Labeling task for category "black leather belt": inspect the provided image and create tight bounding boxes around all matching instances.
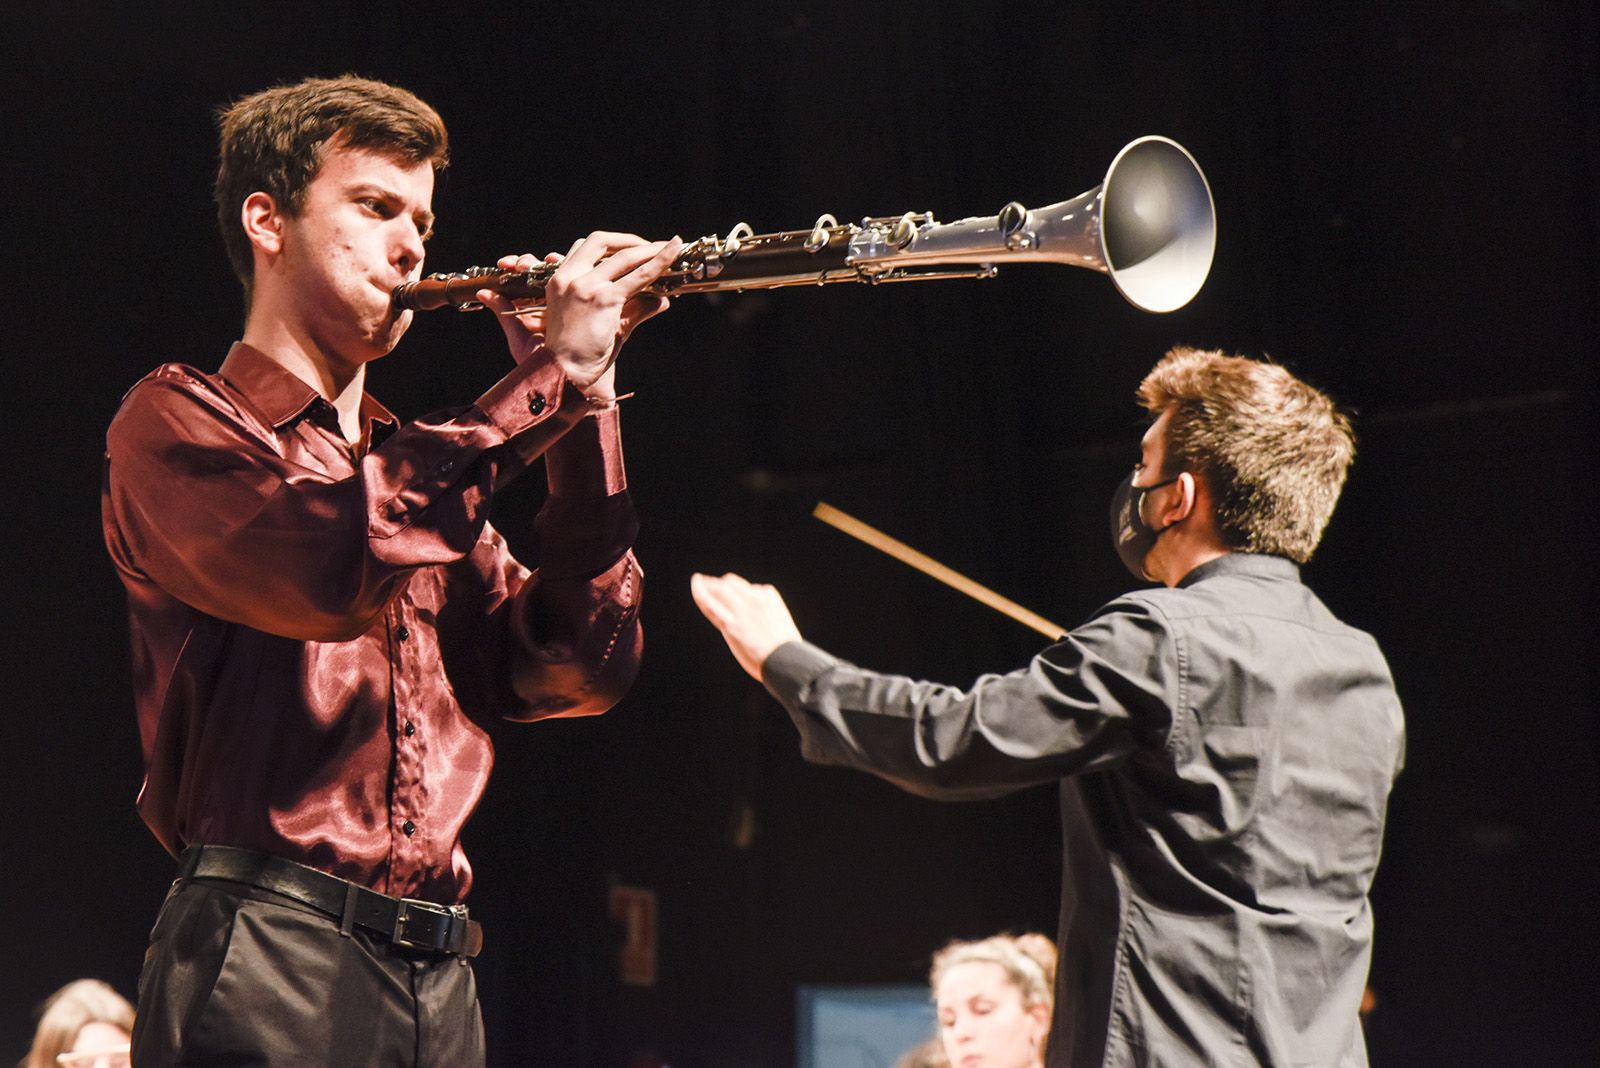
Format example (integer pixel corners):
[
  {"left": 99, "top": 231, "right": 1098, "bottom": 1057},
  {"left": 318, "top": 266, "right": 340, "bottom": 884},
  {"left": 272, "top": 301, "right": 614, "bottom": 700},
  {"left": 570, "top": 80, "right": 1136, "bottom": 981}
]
[{"left": 178, "top": 844, "right": 483, "bottom": 958}]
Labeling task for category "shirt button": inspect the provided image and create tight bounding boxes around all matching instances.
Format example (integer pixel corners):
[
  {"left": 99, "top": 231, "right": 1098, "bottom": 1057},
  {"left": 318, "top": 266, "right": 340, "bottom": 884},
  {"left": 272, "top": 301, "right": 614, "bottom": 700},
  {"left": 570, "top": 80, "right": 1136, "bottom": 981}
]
[
  {"left": 528, "top": 392, "right": 547, "bottom": 415},
  {"left": 436, "top": 459, "right": 454, "bottom": 475},
  {"left": 404, "top": 721, "right": 416, "bottom": 737},
  {"left": 403, "top": 820, "right": 416, "bottom": 836},
  {"left": 395, "top": 625, "right": 410, "bottom": 642}
]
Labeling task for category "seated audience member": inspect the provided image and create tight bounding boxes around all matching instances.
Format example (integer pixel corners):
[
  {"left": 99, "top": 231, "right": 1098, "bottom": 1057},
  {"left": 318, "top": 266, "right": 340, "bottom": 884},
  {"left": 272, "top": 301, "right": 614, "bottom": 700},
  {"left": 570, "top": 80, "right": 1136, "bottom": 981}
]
[
  {"left": 928, "top": 933, "right": 1057, "bottom": 1068},
  {"left": 21, "top": 980, "right": 133, "bottom": 1068}
]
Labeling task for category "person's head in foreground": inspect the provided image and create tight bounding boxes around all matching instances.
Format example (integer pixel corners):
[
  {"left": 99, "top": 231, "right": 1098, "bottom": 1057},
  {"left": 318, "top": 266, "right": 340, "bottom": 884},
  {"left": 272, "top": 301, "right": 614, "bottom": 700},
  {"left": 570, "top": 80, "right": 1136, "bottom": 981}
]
[
  {"left": 931, "top": 933, "right": 1058, "bottom": 1068},
  {"left": 22, "top": 979, "right": 134, "bottom": 1068}
]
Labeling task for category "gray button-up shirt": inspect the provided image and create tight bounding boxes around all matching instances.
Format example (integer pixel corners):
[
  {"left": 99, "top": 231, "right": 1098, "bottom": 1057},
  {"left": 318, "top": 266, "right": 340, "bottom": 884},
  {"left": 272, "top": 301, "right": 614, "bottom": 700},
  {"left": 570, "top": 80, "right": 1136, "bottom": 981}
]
[{"left": 762, "top": 553, "right": 1404, "bottom": 1067}]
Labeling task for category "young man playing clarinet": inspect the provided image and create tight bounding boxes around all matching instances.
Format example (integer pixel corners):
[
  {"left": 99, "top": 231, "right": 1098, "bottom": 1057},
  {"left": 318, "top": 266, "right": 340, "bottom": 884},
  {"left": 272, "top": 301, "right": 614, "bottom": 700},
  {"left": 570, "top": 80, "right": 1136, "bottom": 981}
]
[{"left": 102, "top": 74, "right": 681, "bottom": 1066}]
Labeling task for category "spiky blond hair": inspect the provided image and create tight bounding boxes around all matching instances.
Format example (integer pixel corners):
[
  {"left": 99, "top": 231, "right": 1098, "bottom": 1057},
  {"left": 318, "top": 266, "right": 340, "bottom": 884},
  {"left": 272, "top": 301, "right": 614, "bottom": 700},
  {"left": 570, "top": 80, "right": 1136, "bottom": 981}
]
[{"left": 1138, "top": 347, "right": 1354, "bottom": 563}]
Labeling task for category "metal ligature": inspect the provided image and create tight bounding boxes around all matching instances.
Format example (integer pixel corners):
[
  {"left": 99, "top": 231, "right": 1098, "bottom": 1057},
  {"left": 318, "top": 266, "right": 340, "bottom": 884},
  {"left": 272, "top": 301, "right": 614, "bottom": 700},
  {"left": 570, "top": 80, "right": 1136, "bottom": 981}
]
[{"left": 393, "top": 136, "right": 1216, "bottom": 315}]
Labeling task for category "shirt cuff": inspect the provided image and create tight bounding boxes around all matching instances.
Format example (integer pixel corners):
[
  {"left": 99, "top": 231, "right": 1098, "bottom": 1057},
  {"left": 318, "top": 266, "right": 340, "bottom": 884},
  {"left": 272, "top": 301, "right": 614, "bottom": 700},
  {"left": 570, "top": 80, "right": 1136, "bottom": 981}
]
[
  {"left": 472, "top": 346, "right": 574, "bottom": 437},
  {"left": 761, "top": 640, "right": 840, "bottom": 708},
  {"left": 533, "top": 492, "right": 639, "bottom": 579},
  {"left": 546, "top": 406, "right": 627, "bottom": 497}
]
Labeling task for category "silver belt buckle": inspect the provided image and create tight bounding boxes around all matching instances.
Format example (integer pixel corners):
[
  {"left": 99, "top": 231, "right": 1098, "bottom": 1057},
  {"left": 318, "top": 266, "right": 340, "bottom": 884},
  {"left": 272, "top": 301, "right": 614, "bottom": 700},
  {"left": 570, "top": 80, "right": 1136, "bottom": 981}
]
[{"left": 393, "top": 897, "right": 465, "bottom": 952}]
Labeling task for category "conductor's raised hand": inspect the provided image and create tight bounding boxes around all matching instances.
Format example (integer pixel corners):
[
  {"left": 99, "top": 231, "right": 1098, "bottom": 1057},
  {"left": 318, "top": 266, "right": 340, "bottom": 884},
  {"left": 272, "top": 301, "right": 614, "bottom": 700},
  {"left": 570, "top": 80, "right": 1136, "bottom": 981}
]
[{"left": 690, "top": 572, "right": 804, "bottom": 682}]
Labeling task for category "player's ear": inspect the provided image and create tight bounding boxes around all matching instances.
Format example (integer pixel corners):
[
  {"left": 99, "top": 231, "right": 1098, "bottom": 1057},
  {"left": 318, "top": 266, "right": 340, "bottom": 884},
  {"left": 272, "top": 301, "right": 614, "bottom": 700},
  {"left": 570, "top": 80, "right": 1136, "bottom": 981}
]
[{"left": 241, "top": 191, "right": 285, "bottom": 256}]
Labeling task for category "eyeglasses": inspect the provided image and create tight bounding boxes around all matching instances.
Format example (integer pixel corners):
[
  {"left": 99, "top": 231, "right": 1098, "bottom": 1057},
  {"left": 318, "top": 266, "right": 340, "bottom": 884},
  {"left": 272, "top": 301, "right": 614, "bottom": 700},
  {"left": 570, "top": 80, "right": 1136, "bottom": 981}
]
[{"left": 55, "top": 1047, "right": 131, "bottom": 1068}]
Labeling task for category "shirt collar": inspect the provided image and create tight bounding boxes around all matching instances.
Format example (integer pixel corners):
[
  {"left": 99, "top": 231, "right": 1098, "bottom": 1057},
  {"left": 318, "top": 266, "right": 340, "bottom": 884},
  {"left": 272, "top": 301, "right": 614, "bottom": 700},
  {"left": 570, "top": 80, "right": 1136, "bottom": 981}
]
[
  {"left": 1177, "top": 552, "right": 1301, "bottom": 588},
  {"left": 218, "top": 342, "right": 397, "bottom": 433}
]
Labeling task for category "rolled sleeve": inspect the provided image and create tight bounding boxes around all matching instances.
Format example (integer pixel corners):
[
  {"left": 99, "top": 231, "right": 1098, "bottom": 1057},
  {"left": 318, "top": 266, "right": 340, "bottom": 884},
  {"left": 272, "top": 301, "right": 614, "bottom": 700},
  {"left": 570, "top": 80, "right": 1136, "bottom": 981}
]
[{"left": 533, "top": 405, "right": 636, "bottom": 577}]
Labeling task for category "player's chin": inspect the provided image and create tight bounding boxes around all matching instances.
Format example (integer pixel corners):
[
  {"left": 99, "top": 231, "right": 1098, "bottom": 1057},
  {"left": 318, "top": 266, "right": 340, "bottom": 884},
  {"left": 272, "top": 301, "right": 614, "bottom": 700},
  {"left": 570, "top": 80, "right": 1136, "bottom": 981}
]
[
  {"left": 378, "top": 308, "right": 413, "bottom": 349},
  {"left": 353, "top": 320, "right": 408, "bottom": 364}
]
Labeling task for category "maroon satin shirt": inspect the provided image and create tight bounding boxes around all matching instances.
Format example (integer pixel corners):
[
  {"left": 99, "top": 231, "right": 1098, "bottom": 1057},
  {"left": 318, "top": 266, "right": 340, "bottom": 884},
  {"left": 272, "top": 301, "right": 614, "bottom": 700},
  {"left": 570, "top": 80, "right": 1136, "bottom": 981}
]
[{"left": 102, "top": 342, "right": 643, "bottom": 903}]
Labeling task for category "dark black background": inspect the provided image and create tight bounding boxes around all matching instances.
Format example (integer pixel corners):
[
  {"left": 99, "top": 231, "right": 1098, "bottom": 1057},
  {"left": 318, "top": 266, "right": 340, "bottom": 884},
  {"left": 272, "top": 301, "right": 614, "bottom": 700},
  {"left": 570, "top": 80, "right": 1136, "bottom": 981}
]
[{"left": 4, "top": 2, "right": 1596, "bottom": 1065}]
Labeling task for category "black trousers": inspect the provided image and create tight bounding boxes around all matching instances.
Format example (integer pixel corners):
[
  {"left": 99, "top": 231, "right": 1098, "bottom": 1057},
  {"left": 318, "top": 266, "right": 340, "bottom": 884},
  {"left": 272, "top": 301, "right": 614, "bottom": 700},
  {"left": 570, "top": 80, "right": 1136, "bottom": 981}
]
[{"left": 131, "top": 878, "right": 485, "bottom": 1067}]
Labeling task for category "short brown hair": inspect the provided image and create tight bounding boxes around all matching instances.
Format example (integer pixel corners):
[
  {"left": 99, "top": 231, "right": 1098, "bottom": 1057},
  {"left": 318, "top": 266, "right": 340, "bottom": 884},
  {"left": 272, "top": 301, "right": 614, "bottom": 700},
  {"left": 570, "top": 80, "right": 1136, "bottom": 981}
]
[
  {"left": 214, "top": 75, "right": 449, "bottom": 299},
  {"left": 1138, "top": 347, "right": 1354, "bottom": 564}
]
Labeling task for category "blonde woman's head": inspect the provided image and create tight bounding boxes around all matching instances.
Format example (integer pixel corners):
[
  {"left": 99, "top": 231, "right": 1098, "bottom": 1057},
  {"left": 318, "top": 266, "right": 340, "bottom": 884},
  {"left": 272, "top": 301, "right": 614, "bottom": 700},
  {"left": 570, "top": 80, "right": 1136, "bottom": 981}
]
[
  {"left": 930, "top": 934, "right": 1056, "bottom": 1068},
  {"left": 22, "top": 980, "right": 134, "bottom": 1068}
]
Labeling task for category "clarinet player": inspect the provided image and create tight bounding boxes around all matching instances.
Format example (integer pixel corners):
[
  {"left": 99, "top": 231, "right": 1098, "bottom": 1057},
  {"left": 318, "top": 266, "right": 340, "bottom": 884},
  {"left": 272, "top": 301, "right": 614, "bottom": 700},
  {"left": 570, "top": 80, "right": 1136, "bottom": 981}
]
[{"left": 102, "top": 74, "right": 680, "bottom": 1066}]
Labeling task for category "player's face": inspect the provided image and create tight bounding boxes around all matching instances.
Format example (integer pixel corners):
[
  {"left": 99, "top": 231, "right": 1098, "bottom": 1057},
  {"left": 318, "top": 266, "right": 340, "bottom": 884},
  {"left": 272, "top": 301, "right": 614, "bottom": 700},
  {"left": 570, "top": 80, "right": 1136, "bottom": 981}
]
[
  {"left": 277, "top": 144, "right": 434, "bottom": 367},
  {"left": 937, "top": 961, "right": 1046, "bottom": 1068}
]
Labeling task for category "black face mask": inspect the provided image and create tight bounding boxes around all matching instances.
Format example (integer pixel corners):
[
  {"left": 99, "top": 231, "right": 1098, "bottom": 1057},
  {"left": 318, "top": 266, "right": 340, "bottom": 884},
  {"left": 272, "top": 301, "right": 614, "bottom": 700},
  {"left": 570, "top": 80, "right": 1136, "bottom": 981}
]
[{"left": 1109, "top": 471, "right": 1179, "bottom": 580}]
